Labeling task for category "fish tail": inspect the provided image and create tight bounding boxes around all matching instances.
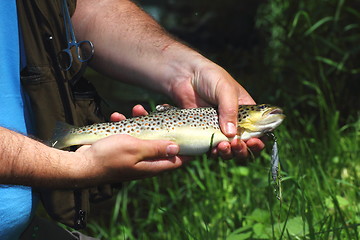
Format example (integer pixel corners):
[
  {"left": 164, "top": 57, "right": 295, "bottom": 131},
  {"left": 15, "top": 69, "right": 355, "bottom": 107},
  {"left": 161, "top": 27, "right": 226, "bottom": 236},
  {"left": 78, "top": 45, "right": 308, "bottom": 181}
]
[{"left": 48, "top": 122, "right": 75, "bottom": 149}]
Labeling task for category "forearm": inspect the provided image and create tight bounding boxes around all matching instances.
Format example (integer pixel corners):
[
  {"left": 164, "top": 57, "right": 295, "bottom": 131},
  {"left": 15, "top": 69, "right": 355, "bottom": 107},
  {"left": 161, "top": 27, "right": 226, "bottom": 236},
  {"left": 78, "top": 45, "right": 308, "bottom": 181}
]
[
  {"left": 72, "top": 0, "right": 204, "bottom": 95},
  {"left": 71, "top": 0, "right": 262, "bottom": 160},
  {"left": 0, "top": 127, "right": 88, "bottom": 188}
]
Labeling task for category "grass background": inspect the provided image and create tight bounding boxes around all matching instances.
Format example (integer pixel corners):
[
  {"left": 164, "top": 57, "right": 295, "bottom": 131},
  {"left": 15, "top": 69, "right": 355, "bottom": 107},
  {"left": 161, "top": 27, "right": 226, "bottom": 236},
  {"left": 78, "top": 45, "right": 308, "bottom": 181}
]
[{"left": 84, "top": 0, "right": 360, "bottom": 239}]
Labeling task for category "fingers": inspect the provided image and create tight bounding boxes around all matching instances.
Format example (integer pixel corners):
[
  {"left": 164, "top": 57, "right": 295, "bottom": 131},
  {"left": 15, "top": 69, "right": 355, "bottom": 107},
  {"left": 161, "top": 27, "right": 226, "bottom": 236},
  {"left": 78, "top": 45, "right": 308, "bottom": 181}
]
[
  {"left": 246, "top": 138, "right": 265, "bottom": 153},
  {"left": 132, "top": 104, "right": 148, "bottom": 116},
  {"left": 213, "top": 139, "right": 248, "bottom": 160},
  {"left": 212, "top": 138, "right": 265, "bottom": 161},
  {"left": 110, "top": 104, "right": 148, "bottom": 122},
  {"left": 137, "top": 156, "right": 188, "bottom": 175},
  {"left": 110, "top": 112, "right": 126, "bottom": 121}
]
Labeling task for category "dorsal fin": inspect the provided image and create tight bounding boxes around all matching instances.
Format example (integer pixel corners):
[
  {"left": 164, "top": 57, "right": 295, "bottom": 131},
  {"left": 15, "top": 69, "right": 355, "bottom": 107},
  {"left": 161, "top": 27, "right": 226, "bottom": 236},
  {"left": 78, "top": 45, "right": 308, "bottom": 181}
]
[{"left": 155, "top": 104, "right": 179, "bottom": 112}]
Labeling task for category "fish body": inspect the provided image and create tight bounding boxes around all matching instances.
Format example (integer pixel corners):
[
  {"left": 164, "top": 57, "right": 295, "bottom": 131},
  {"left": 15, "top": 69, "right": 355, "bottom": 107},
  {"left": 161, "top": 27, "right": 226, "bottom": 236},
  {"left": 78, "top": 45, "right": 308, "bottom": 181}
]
[{"left": 51, "top": 104, "right": 285, "bottom": 155}]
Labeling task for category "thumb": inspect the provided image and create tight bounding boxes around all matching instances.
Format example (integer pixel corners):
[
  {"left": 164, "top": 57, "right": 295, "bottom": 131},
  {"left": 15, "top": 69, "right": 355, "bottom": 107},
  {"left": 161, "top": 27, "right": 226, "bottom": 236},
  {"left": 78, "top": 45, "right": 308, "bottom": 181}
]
[
  {"left": 137, "top": 139, "right": 180, "bottom": 160},
  {"left": 216, "top": 85, "right": 239, "bottom": 138}
]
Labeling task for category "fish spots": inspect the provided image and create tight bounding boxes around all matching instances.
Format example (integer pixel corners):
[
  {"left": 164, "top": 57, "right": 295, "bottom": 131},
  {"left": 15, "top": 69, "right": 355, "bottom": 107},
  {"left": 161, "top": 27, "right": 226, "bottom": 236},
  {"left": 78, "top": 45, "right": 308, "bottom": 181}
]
[
  {"left": 70, "top": 105, "right": 271, "bottom": 137},
  {"left": 238, "top": 107, "right": 250, "bottom": 120}
]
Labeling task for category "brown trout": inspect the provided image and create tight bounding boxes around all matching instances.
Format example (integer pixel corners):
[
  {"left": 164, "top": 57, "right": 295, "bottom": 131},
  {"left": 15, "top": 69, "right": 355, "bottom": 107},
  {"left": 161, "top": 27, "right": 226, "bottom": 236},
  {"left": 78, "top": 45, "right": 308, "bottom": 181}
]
[{"left": 51, "top": 104, "right": 285, "bottom": 155}]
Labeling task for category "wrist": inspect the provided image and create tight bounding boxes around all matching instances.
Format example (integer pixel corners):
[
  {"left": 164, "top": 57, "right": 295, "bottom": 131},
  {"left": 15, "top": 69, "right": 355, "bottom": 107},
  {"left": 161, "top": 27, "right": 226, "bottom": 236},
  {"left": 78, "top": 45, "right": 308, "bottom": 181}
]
[
  {"left": 67, "top": 148, "right": 106, "bottom": 188},
  {"left": 158, "top": 42, "right": 205, "bottom": 94},
  {"left": 62, "top": 151, "right": 92, "bottom": 188}
]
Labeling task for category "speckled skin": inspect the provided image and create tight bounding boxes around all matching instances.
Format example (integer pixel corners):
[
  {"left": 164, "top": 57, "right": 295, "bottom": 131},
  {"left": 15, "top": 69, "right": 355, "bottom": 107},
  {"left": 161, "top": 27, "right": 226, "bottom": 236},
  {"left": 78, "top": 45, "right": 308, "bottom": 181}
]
[
  {"left": 52, "top": 104, "right": 285, "bottom": 155},
  {"left": 73, "top": 107, "right": 221, "bottom": 136}
]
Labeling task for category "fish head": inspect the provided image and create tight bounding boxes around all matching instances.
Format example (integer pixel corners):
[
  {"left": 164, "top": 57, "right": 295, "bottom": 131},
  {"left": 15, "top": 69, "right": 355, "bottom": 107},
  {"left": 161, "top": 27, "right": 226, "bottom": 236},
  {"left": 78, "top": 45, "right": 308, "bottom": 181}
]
[{"left": 238, "top": 104, "right": 285, "bottom": 138}]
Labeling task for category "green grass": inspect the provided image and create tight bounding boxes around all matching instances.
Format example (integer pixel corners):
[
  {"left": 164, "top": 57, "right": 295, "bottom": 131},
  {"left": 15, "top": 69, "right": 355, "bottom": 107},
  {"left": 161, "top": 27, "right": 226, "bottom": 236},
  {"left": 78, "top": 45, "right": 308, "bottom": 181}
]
[
  {"left": 82, "top": 0, "right": 360, "bottom": 239},
  {"left": 84, "top": 116, "right": 359, "bottom": 239}
]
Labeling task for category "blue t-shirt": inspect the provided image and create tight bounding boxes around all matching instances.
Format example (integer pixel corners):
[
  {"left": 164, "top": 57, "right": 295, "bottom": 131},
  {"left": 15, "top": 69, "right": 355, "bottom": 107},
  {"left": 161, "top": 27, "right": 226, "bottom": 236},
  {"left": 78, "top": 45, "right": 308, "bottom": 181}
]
[{"left": 0, "top": 1, "right": 38, "bottom": 239}]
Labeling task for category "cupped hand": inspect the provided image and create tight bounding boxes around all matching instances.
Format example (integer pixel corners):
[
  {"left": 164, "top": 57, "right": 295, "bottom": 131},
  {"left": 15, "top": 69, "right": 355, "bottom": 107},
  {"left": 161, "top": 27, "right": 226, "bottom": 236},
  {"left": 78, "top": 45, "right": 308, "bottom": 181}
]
[
  {"left": 77, "top": 135, "right": 186, "bottom": 182},
  {"left": 168, "top": 59, "right": 265, "bottom": 160},
  {"left": 76, "top": 106, "right": 190, "bottom": 183}
]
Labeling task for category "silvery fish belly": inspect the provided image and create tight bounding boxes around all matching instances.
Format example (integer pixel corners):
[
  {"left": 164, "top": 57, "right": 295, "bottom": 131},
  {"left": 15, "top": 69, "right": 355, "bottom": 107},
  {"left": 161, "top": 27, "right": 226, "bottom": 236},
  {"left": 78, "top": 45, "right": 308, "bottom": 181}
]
[{"left": 51, "top": 104, "right": 285, "bottom": 155}]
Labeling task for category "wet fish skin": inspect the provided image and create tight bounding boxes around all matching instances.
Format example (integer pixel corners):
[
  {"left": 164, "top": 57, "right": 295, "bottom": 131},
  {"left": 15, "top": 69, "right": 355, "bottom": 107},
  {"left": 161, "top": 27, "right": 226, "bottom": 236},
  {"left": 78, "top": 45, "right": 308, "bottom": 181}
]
[{"left": 51, "top": 104, "right": 285, "bottom": 155}]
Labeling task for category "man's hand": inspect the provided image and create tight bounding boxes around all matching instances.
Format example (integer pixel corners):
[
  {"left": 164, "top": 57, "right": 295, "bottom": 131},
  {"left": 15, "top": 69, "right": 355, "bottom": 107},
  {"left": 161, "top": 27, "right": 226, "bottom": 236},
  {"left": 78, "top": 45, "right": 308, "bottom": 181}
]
[
  {"left": 75, "top": 105, "right": 190, "bottom": 184},
  {"left": 76, "top": 135, "right": 186, "bottom": 183},
  {"left": 166, "top": 57, "right": 265, "bottom": 160}
]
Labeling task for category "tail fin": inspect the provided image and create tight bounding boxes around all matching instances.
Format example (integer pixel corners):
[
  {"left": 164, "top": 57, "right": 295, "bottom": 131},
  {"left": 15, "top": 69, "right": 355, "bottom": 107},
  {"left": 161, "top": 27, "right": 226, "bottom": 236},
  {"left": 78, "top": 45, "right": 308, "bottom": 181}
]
[{"left": 48, "top": 122, "right": 75, "bottom": 149}]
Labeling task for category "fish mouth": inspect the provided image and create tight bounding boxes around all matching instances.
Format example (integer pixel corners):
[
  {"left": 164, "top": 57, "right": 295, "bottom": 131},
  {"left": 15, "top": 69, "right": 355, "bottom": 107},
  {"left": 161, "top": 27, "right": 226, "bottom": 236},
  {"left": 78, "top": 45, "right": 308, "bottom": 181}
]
[
  {"left": 251, "top": 107, "right": 285, "bottom": 132},
  {"left": 263, "top": 107, "right": 285, "bottom": 119},
  {"left": 269, "top": 108, "right": 283, "bottom": 115}
]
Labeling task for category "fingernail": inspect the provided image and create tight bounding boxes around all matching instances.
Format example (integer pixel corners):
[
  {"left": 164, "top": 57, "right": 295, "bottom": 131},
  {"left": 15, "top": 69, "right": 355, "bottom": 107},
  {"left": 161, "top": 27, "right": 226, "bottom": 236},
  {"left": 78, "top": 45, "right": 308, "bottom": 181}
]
[
  {"left": 226, "top": 122, "right": 237, "bottom": 136},
  {"left": 166, "top": 144, "right": 179, "bottom": 156}
]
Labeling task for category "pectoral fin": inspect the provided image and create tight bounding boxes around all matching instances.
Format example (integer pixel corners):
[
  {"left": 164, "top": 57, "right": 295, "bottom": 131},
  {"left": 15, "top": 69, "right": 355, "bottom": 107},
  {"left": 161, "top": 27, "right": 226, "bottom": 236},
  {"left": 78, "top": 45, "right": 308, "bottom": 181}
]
[{"left": 237, "top": 127, "right": 245, "bottom": 136}]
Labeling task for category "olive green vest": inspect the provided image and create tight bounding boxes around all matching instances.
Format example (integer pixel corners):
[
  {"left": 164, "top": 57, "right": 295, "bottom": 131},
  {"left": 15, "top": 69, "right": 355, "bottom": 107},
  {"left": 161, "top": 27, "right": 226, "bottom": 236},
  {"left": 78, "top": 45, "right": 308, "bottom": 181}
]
[{"left": 17, "top": 0, "right": 114, "bottom": 229}]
